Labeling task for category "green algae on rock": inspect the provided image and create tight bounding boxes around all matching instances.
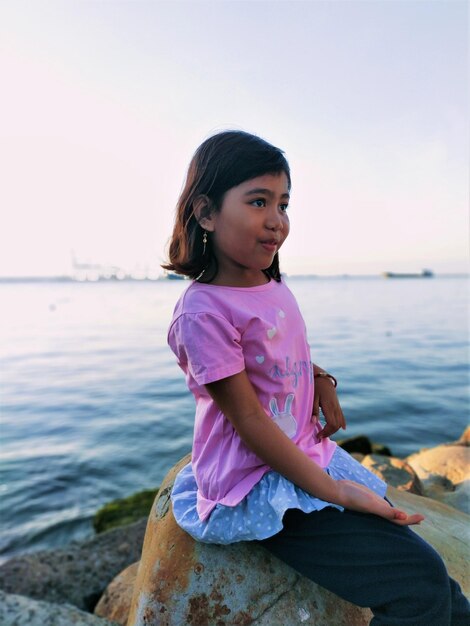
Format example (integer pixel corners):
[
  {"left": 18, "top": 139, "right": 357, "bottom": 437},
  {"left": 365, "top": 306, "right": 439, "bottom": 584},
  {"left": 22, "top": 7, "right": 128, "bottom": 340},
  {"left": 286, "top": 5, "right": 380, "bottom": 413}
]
[{"left": 93, "top": 489, "right": 159, "bottom": 534}]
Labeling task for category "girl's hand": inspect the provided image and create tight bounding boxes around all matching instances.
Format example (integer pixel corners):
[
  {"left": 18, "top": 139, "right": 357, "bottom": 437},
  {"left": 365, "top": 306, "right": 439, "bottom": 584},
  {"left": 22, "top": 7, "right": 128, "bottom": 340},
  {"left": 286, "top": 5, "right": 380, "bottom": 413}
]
[
  {"left": 337, "top": 480, "right": 425, "bottom": 526},
  {"left": 312, "top": 375, "right": 346, "bottom": 439}
]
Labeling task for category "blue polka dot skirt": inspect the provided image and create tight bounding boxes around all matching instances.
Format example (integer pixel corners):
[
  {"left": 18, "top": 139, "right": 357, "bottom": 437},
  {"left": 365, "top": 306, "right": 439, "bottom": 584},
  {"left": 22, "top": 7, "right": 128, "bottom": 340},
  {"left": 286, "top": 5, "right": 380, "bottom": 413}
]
[{"left": 170, "top": 446, "right": 387, "bottom": 545}]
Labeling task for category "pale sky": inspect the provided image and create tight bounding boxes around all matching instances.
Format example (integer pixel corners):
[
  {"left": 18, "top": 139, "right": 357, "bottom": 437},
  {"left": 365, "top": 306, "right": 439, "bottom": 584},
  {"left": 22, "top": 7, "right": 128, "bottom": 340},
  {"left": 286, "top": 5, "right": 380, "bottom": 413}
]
[{"left": 0, "top": 0, "right": 468, "bottom": 277}]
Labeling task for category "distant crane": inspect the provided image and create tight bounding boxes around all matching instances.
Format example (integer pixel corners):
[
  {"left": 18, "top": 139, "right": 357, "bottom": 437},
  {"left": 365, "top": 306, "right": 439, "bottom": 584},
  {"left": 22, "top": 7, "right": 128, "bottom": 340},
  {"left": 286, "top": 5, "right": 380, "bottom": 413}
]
[{"left": 71, "top": 251, "right": 126, "bottom": 281}]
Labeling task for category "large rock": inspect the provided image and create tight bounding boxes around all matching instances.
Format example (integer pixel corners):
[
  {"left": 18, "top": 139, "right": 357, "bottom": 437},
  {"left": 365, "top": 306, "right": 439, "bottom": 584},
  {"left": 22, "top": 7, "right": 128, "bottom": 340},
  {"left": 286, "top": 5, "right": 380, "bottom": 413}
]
[
  {"left": 388, "top": 487, "right": 470, "bottom": 592},
  {"left": 123, "top": 456, "right": 469, "bottom": 626},
  {"left": 406, "top": 438, "right": 470, "bottom": 514},
  {"left": 0, "top": 589, "right": 119, "bottom": 626},
  {"left": 0, "top": 518, "right": 147, "bottom": 612}
]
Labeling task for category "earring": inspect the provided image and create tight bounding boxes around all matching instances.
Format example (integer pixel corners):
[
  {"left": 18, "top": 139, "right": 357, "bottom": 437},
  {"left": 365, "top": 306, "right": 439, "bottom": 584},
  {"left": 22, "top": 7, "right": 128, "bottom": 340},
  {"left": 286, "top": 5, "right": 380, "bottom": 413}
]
[{"left": 202, "top": 230, "right": 208, "bottom": 255}]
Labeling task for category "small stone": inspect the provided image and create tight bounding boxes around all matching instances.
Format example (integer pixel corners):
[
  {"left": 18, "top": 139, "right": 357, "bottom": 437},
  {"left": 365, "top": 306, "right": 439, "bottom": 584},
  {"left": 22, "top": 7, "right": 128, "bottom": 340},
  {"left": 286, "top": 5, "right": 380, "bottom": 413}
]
[
  {"left": 95, "top": 562, "right": 139, "bottom": 626},
  {"left": 338, "top": 436, "right": 391, "bottom": 457},
  {"left": 459, "top": 426, "right": 470, "bottom": 444},
  {"left": 361, "top": 454, "right": 424, "bottom": 495},
  {"left": 406, "top": 442, "right": 470, "bottom": 514}
]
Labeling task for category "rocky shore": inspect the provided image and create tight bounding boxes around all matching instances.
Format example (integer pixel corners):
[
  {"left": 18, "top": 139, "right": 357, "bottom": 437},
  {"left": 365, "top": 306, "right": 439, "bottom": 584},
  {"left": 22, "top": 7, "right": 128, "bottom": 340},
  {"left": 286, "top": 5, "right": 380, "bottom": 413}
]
[{"left": 0, "top": 428, "right": 468, "bottom": 626}]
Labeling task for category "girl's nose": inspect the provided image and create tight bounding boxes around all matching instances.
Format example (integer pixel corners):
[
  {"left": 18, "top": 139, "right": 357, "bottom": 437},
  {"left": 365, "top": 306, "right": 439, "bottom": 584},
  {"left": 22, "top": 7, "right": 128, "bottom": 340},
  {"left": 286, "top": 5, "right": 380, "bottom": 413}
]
[{"left": 266, "top": 208, "right": 284, "bottom": 231}]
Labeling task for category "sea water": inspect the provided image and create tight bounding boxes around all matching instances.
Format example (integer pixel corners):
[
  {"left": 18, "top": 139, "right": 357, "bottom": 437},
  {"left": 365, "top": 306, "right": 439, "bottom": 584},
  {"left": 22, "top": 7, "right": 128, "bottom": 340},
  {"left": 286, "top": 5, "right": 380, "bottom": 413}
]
[{"left": 0, "top": 275, "right": 468, "bottom": 563}]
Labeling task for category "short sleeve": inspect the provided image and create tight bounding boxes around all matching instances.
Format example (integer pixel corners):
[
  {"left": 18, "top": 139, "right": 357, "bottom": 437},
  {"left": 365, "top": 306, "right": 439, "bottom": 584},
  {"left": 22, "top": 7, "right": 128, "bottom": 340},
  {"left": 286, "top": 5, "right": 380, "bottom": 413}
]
[{"left": 168, "top": 312, "right": 245, "bottom": 385}]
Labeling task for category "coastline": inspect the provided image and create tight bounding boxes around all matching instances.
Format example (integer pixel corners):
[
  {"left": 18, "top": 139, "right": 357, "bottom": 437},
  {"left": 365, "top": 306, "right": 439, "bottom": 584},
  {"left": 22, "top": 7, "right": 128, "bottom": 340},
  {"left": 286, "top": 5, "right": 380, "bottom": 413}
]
[{"left": 0, "top": 429, "right": 468, "bottom": 624}]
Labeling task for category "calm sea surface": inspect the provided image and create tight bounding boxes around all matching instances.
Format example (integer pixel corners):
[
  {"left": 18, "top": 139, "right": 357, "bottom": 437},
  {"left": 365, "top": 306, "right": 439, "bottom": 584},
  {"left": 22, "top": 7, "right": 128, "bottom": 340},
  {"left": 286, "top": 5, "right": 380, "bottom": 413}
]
[{"left": 0, "top": 276, "right": 468, "bottom": 563}]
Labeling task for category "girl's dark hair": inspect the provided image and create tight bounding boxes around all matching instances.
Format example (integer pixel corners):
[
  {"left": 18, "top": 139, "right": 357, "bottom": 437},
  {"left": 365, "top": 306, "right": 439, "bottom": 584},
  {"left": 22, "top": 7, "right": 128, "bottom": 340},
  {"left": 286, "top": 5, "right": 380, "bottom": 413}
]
[{"left": 162, "top": 130, "right": 291, "bottom": 282}]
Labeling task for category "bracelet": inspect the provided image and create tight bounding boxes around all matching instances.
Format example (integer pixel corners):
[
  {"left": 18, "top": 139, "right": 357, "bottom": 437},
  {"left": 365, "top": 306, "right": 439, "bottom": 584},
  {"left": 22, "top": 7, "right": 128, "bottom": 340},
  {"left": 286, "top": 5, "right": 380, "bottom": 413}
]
[{"left": 314, "top": 371, "right": 338, "bottom": 388}]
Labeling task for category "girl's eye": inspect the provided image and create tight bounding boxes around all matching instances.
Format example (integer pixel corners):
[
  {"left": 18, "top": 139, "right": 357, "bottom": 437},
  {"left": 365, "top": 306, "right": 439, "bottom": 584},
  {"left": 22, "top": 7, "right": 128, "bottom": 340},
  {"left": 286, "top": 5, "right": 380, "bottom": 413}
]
[
  {"left": 251, "top": 199, "right": 266, "bottom": 208},
  {"left": 280, "top": 203, "right": 289, "bottom": 212}
]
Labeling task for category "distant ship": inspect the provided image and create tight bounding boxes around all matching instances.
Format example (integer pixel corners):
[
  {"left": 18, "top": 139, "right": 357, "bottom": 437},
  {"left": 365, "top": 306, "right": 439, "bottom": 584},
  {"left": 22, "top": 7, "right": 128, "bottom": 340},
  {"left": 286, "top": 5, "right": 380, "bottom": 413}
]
[{"left": 382, "top": 269, "right": 434, "bottom": 279}]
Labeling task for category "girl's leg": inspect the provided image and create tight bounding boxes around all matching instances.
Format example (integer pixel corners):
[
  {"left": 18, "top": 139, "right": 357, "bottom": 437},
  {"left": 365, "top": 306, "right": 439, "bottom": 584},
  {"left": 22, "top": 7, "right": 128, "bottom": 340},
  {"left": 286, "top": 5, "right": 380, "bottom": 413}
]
[
  {"left": 258, "top": 507, "right": 470, "bottom": 626},
  {"left": 448, "top": 577, "right": 470, "bottom": 626}
]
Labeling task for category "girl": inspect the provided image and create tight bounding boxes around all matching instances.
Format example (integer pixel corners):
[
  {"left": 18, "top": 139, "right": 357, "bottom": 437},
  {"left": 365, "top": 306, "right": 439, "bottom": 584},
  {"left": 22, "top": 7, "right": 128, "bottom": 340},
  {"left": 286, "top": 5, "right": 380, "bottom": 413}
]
[{"left": 163, "top": 130, "right": 469, "bottom": 625}]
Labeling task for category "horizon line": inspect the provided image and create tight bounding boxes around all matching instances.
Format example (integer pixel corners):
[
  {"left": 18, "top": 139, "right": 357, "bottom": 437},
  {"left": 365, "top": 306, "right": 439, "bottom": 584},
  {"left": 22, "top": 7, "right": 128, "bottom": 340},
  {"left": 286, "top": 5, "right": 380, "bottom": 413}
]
[{"left": 0, "top": 271, "right": 469, "bottom": 283}]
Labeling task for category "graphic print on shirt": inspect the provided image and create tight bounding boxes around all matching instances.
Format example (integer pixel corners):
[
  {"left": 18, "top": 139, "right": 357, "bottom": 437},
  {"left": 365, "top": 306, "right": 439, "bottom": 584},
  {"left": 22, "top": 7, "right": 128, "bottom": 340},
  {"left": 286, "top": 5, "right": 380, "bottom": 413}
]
[
  {"left": 267, "top": 327, "right": 277, "bottom": 339},
  {"left": 269, "top": 357, "right": 313, "bottom": 388},
  {"left": 269, "top": 394, "right": 297, "bottom": 438}
]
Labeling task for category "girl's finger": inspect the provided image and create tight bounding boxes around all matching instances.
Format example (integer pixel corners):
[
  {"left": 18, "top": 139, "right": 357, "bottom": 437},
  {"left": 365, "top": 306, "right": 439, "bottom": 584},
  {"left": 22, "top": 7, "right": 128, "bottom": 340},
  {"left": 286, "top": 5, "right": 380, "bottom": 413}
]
[
  {"left": 319, "top": 421, "right": 339, "bottom": 438},
  {"left": 391, "top": 510, "right": 425, "bottom": 526}
]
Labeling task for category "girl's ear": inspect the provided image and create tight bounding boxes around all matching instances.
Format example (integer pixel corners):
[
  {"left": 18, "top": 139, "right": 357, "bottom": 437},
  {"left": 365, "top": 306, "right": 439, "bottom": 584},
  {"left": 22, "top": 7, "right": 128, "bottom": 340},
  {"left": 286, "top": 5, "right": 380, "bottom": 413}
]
[{"left": 193, "top": 195, "right": 216, "bottom": 232}]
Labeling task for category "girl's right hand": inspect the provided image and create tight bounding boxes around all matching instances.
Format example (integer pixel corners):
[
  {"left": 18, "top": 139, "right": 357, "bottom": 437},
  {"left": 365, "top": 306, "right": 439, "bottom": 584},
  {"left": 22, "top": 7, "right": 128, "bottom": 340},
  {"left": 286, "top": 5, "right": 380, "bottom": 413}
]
[{"left": 337, "top": 480, "right": 425, "bottom": 526}]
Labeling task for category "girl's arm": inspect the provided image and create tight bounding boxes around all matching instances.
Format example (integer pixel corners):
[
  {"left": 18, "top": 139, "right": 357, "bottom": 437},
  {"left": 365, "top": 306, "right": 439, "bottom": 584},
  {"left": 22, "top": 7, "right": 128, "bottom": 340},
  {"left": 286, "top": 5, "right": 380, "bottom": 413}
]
[{"left": 205, "top": 371, "right": 424, "bottom": 526}]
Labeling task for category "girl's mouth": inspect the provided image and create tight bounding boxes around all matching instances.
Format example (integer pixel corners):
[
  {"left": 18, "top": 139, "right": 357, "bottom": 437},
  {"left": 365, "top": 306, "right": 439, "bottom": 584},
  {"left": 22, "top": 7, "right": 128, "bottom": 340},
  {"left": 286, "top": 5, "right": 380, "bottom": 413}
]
[{"left": 260, "top": 241, "right": 278, "bottom": 253}]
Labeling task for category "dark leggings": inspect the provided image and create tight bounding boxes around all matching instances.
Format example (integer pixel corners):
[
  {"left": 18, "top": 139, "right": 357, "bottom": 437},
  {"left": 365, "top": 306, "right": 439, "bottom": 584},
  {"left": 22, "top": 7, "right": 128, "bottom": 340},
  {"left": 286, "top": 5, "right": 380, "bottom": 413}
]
[{"left": 258, "top": 507, "right": 470, "bottom": 626}]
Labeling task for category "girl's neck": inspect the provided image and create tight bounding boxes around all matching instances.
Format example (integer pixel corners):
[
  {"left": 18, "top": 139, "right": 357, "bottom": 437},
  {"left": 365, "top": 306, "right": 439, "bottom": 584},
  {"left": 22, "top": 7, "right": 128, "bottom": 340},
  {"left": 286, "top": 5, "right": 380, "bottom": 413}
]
[{"left": 207, "top": 269, "right": 270, "bottom": 288}]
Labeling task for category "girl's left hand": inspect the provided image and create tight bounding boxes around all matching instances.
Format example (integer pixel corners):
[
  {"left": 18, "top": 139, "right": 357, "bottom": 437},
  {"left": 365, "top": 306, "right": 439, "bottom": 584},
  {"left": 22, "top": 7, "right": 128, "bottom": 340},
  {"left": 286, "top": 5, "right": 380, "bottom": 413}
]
[
  {"left": 337, "top": 480, "right": 425, "bottom": 525},
  {"left": 312, "top": 376, "right": 346, "bottom": 439}
]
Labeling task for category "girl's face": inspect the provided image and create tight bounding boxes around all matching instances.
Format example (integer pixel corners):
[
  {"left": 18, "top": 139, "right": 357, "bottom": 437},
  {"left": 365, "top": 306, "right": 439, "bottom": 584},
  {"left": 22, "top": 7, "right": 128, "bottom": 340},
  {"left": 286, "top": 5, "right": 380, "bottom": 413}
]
[{"left": 204, "top": 172, "right": 290, "bottom": 287}]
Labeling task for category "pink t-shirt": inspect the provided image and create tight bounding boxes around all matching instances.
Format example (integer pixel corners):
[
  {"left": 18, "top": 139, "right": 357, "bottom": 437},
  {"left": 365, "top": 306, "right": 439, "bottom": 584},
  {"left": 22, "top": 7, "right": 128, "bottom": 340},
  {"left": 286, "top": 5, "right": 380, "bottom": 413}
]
[{"left": 168, "top": 278, "right": 336, "bottom": 521}]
